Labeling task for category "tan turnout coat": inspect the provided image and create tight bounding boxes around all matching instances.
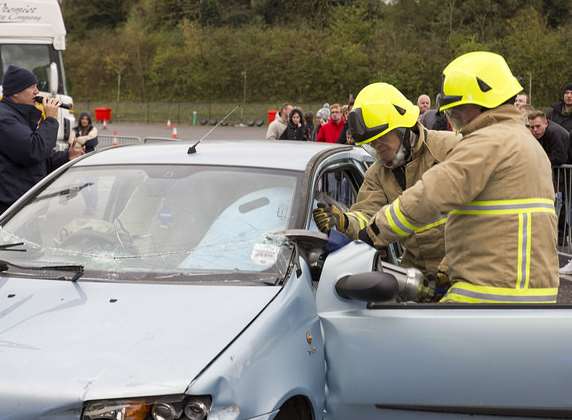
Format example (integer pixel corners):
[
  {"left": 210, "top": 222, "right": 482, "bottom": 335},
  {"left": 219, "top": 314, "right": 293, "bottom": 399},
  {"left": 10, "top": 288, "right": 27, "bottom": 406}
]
[
  {"left": 368, "top": 106, "right": 559, "bottom": 303},
  {"left": 345, "top": 123, "right": 459, "bottom": 274}
]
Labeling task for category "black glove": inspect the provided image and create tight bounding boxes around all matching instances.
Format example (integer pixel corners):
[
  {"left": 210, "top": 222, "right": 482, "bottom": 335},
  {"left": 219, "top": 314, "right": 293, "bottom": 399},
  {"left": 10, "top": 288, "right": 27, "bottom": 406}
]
[
  {"left": 312, "top": 202, "right": 348, "bottom": 233},
  {"left": 358, "top": 227, "right": 374, "bottom": 246}
]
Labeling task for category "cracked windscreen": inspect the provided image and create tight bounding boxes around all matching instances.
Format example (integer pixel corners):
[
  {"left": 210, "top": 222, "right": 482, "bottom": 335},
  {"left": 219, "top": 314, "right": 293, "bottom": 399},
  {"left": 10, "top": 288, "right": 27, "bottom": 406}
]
[{"left": 0, "top": 165, "right": 301, "bottom": 282}]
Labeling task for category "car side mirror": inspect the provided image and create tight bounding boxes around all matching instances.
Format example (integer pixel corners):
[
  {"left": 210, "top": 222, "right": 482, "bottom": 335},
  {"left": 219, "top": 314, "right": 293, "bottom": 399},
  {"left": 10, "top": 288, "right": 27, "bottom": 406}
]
[
  {"left": 49, "top": 62, "right": 59, "bottom": 96},
  {"left": 278, "top": 229, "right": 328, "bottom": 282},
  {"left": 335, "top": 271, "right": 398, "bottom": 302}
]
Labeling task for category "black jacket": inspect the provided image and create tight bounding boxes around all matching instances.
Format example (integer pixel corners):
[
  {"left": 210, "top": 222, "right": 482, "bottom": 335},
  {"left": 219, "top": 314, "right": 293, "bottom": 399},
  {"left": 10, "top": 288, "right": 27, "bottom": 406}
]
[
  {"left": 548, "top": 102, "right": 572, "bottom": 134},
  {"left": 538, "top": 120, "right": 569, "bottom": 166},
  {"left": 0, "top": 98, "right": 68, "bottom": 210},
  {"left": 279, "top": 123, "right": 307, "bottom": 141},
  {"left": 420, "top": 109, "right": 450, "bottom": 131},
  {"left": 338, "top": 121, "right": 349, "bottom": 144}
]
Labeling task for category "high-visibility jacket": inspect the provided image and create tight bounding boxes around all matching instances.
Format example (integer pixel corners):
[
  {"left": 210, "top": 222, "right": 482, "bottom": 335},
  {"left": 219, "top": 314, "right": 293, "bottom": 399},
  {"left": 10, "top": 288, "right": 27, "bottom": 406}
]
[
  {"left": 366, "top": 105, "right": 559, "bottom": 303},
  {"left": 344, "top": 124, "right": 459, "bottom": 274}
]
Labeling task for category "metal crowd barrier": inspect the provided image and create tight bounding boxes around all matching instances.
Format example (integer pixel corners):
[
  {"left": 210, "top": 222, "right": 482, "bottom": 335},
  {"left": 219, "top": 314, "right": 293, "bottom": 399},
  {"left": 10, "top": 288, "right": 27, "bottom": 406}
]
[
  {"left": 555, "top": 165, "right": 572, "bottom": 252},
  {"left": 143, "top": 137, "right": 180, "bottom": 144},
  {"left": 96, "top": 135, "right": 142, "bottom": 150}
]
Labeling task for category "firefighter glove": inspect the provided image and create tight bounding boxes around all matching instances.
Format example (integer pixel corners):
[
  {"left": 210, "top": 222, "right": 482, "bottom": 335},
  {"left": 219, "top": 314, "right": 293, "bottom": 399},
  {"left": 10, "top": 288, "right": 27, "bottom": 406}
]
[{"left": 313, "top": 202, "right": 348, "bottom": 233}]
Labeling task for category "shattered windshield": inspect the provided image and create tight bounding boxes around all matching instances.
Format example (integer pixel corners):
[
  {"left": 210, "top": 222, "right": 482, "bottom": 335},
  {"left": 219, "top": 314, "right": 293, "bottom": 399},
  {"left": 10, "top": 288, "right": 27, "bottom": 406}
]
[{"left": 0, "top": 165, "right": 301, "bottom": 283}]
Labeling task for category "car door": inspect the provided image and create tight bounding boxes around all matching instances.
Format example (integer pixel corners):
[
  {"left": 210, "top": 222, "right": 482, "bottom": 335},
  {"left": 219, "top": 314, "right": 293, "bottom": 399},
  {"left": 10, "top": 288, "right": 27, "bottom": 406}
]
[{"left": 316, "top": 243, "right": 572, "bottom": 419}]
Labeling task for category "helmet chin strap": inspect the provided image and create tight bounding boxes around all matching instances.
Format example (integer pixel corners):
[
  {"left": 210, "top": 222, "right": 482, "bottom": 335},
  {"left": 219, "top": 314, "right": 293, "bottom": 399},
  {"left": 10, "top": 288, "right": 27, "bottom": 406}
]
[{"left": 385, "top": 127, "right": 418, "bottom": 168}]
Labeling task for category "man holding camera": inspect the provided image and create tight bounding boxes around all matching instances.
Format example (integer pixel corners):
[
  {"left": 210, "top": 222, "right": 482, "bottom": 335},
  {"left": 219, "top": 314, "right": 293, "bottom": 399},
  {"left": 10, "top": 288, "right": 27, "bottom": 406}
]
[{"left": 0, "top": 65, "right": 84, "bottom": 213}]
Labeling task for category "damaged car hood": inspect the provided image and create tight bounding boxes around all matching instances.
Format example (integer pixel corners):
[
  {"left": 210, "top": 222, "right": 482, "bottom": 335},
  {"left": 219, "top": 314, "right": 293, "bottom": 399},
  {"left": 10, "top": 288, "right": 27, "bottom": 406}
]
[{"left": 0, "top": 276, "right": 280, "bottom": 418}]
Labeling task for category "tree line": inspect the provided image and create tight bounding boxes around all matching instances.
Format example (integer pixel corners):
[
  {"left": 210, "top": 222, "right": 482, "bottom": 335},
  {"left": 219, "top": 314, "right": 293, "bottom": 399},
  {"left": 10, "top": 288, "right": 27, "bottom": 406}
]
[{"left": 62, "top": 0, "right": 572, "bottom": 107}]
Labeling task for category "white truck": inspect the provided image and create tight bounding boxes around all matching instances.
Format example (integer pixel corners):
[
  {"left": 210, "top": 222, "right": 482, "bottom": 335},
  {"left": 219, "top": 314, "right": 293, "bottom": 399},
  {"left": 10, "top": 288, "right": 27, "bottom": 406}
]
[{"left": 0, "top": 0, "right": 74, "bottom": 148}]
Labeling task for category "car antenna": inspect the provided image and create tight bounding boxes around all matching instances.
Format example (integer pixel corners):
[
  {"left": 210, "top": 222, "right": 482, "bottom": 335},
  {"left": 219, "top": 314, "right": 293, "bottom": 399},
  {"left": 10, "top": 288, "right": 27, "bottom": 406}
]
[{"left": 188, "top": 105, "right": 240, "bottom": 154}]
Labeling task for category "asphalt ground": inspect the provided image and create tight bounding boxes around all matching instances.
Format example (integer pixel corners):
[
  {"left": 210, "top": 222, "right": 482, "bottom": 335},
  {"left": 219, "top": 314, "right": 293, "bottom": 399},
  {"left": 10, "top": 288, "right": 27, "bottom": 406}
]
[
  {"left": 95, "top": 121, "right": 572, "bottom": 303},
  {"left": 96, "top": 121, "right": 266, "bottom": 141}
]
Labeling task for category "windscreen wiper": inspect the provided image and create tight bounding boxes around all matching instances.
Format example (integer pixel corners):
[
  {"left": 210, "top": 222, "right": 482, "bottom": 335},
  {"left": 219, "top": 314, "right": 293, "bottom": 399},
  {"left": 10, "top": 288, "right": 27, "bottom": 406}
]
[
  {"left": 33, "top": 182, "right": 94, "bottom": 202},
  {"left": 0, "top": 259, "right": 84, "bottom": 282},
  {"left": 0, "top": 242, "right": 26, "bottom": 252}
]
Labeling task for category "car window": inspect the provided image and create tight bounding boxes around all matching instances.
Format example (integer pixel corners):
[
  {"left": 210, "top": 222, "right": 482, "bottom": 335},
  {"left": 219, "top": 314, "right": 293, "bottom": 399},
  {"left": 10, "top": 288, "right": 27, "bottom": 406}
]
[
  {"left": 0, "top": 165, "right": 302, "bottom": 282},
  {"left": 316, "top": 166, "right": 360, "bottom": 209},
  {"left": 307, "top": 163, "right": 364, "bottom": 232}
]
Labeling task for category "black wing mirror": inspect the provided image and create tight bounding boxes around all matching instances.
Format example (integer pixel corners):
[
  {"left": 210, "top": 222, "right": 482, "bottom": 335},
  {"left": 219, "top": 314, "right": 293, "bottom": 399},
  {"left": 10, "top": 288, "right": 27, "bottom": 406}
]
[{"left": 335, "top": 271, "right": 398, "bottom": 302}]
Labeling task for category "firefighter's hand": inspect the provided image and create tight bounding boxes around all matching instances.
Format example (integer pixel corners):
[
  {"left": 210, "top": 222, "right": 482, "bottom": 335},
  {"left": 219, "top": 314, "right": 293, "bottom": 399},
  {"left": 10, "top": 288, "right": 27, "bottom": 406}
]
[
  {"left": 436, "top": 269, "right": 450, "bottom": 289},
  {"left": 43, "top": 96, "right": 60, "bottom": 119},
  {"left": 313, "top": 202, "right": 347, "bottom": 233}
]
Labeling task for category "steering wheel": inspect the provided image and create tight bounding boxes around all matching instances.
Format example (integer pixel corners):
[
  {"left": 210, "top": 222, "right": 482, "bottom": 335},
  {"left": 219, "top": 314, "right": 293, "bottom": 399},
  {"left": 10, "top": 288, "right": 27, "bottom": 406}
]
[
  {"left": 58, "top": 219, "right": 137, "bottom": 254},
  {"left": 58, "top": 227, "right": 119, "bottom": 253}
]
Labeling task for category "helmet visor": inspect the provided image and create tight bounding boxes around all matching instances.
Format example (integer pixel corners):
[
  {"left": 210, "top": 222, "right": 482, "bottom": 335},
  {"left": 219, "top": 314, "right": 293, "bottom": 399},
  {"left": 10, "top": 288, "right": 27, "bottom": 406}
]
[
  {"left": 436, "top": 92, "right": 463, "bottom": 112},
  {"left": 348, "top": 108, "right": 389, "bottom": 145}
]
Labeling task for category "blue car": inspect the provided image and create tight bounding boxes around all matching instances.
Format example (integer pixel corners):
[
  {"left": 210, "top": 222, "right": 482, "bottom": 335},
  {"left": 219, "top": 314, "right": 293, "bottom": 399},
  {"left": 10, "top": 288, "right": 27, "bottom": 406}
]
[{"left": 0, "top": 140, "right": 570, "bottom": 420}]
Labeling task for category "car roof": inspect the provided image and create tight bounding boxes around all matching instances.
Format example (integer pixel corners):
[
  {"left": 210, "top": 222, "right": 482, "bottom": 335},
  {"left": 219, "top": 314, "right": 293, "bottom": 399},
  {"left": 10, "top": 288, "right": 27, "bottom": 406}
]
[{"left": 76, "top": 140, "right": 353, "bottom": 171}]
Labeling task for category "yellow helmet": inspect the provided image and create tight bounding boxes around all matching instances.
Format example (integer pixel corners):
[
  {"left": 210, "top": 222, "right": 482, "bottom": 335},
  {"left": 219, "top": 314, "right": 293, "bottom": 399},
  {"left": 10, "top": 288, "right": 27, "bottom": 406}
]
[
  {"left": 348, "top": 82, "right": 419, "bottom": 145},
  {"left": 438, "top": 51, "right": 523, "bottom": 111}
]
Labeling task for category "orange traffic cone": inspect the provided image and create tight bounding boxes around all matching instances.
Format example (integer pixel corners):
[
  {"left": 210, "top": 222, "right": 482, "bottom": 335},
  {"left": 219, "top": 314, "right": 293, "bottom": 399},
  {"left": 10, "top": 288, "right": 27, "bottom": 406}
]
[
  {"left": 167, "top": 119, "right": 172, "bottom": 128},
  {"left": 171, "top": 125, "right": 178, "bottom": 139},
  {"left": 112, "top": 131, "right": 119, "bottom": 147}
]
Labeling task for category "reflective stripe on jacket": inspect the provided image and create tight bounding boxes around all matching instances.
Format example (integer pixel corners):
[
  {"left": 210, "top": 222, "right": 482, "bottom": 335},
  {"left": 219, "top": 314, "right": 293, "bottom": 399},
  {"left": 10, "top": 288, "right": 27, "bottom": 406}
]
[
  {"left": 345, "top": 124, "right": 459, "bottom": 274},
  {"left": 369, "top": 105, "right": 559, "bottom": 303}
]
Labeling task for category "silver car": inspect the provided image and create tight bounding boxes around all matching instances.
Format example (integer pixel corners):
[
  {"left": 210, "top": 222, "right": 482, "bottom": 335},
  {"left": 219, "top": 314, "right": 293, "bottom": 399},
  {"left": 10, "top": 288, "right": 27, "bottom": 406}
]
[{"left": 0, "top": 140, "right": 570, "bottom": 420}]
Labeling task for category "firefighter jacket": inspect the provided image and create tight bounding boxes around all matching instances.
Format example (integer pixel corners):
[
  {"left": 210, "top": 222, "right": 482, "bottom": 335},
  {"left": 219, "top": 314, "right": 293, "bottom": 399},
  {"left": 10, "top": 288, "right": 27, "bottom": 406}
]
[
  {"left": 366, "top": 105, "right": 559, "bottom": 303},
  {"left": 344, "top": 124, "right": 459, "bottom": 274}
]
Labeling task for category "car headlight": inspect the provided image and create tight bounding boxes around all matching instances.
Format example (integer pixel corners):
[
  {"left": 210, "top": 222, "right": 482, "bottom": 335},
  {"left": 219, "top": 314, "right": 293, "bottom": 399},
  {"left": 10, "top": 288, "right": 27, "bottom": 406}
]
[{"left": 82, "top": 395, "right": 211, "bottom": 420}]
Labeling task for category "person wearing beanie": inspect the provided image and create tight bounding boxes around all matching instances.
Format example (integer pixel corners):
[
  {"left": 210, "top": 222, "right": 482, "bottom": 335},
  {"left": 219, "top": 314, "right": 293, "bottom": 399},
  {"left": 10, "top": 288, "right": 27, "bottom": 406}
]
[
  {"left": 0, "top": 65, "right": 84, "bottom": 213},
  {"left": 548, "top": 83, "right": 572, "bottom": 134}
]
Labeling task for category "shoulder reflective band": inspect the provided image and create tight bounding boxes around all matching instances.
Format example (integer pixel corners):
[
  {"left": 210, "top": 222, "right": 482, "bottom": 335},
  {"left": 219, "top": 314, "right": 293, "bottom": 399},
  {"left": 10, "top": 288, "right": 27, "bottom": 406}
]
[
  {"left": 450, "top": 198, "right": 555, "bottom": 216},
  {"left": 347, "top": 211, "right": 369, "bottom": 229},
  {"left": 441, "top": 281, "right": 557, "bottom": 304},
  {"left": 385, "top": 200, "right": 447, "bottom": 237}
]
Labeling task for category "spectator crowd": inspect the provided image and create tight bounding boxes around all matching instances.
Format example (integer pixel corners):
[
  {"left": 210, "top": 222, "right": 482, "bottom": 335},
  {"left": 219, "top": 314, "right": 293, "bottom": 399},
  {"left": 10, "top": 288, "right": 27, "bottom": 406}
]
[
  {"left": 265, "top": 84, "right": 572, "bottom": 171},
  {"left": 265, "top": 99, "right": 355, "bottom": 143}
]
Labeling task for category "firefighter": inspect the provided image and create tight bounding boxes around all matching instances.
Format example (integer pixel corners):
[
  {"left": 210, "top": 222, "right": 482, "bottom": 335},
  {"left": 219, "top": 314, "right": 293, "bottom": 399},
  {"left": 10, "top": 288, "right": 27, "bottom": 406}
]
[
  {"left": 313, "top": 82, "right": 459, "bottom": 276},
  {"left": 358, "top": 51, "right": 559, "bottom": 303}
]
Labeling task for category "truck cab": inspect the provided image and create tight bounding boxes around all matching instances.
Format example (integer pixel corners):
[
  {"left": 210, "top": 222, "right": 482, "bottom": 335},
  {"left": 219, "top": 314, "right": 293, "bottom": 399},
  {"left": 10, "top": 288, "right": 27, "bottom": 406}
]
[{"left": 0, "top": 0, "right": 74, "bottom": 149}]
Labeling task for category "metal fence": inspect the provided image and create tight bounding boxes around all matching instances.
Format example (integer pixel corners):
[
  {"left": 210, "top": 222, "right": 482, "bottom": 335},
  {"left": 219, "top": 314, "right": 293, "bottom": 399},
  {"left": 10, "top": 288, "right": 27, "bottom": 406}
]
[
  {"left": 96, "top": 135, "right": 142, "bottom": 150},
  {"left": 74, "top": 101, "right": 324, "bottom": 125},
  {"left": 555, "top": 165, "right": 572, "bottom": 252},
  {"left": 95, "top": 135, "right": 194, "bottom": 149},
  {"left": 143, "top": 137, "right": 179, "bottom": 144}
]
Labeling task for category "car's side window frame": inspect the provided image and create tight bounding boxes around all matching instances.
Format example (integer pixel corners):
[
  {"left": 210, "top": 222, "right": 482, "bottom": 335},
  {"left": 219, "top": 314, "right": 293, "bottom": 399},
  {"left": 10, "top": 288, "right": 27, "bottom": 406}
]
[{"left": 305, "top": 153, "right": 366, "bottom": 229}]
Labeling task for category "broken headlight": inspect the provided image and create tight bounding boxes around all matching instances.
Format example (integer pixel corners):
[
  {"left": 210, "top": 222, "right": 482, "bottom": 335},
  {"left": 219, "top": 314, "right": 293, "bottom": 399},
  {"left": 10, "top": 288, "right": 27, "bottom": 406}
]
[{"left": 82, "top": 395, "right": 211, "bottom": 420}]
